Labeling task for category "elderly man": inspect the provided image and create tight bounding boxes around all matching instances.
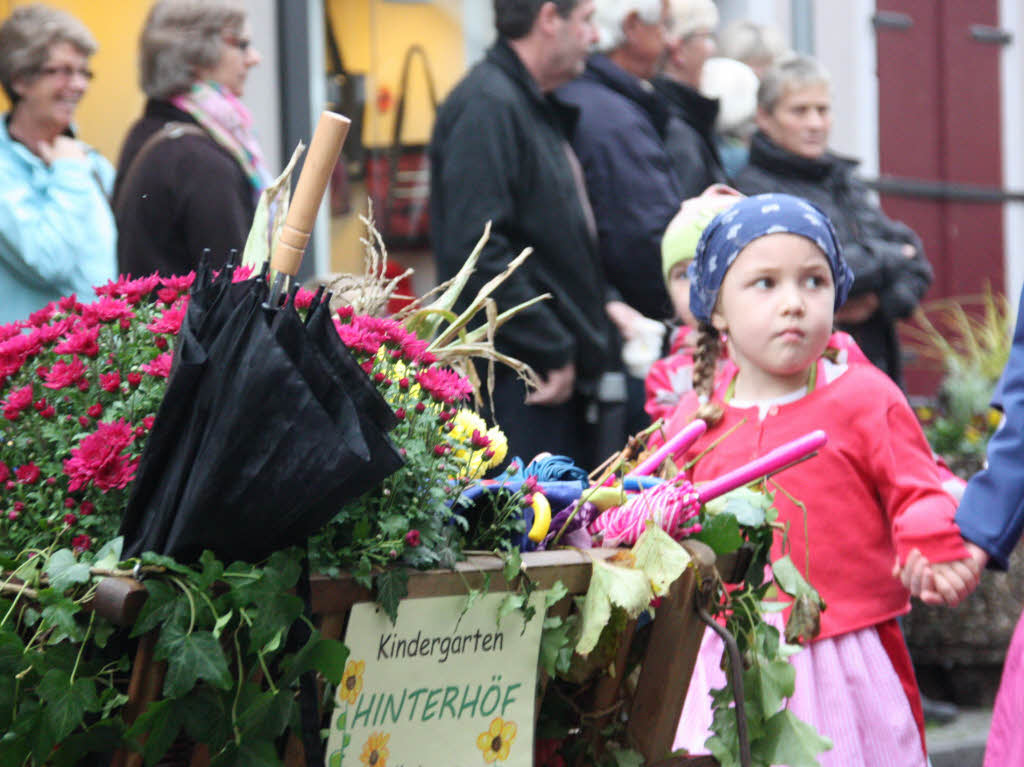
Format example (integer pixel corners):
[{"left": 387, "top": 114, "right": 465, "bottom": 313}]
[
  {"left": 556, "top": 0, "right": 682, "bottom": 438},
  {"left": 429, "top": 0, "right": 613, "bottom": 467},
  {"left": 653, "top": 0, "right": 728, "bottom": 196},
  {"left": 557, "top": 0, "right": 680, "bottom": 323},
  {"left": 734, "top": 55, "right": 932, "bottom": 386}
]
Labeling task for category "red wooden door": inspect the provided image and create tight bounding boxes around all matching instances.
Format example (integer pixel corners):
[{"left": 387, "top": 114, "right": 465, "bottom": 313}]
[{"left": 874, "top": 0, "right": 1005, "bottom": 396}]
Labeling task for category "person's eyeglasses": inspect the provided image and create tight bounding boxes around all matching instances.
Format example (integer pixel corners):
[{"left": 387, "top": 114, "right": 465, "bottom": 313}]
[
  {"left": 37, "top": 64, "right": 94, "bottom": 81},
  {"left": 224, "top": 36, "right": 252, "bottom": 53}
]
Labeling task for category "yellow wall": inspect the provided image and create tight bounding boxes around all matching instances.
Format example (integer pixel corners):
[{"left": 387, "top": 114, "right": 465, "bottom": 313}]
[
  {"left": 328, "top": 0, "right": 464, "bottom": 148},
  {"left": 326, "top": 0, "right": 465, "bottom": 277},
  {"left": 0, "top": 0, "right": 147, "bottom": 164}
]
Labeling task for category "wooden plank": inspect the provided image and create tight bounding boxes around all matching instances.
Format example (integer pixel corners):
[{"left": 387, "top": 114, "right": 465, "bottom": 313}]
[
  {"left": 308, "top": 548, "right": 617, "bottom": 615},
  {"left": 628, "top": 540, "right": 717, "bottom": 763}
]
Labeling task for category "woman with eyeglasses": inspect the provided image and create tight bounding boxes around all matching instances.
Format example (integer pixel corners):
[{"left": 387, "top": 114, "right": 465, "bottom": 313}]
[
  {"left": 114, "top": 0, "right": 267, "bottom": 278},
  {"left": 0, "top": 4, "right": 116, "bottom": 323}
]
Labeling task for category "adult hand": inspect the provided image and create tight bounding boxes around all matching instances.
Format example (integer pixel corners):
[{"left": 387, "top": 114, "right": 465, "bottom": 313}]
[
  {"left": 37, "top": 135, "right": 88, "bottom": 164},
  {"left": 525, "top": 362, "right": 575, "bottom": 406},
  {"left": 606, "top": 300, "right": 646, "bottom": 340},
  {"left": 835, "top": 292, "right": 880, "bottom": 323}
]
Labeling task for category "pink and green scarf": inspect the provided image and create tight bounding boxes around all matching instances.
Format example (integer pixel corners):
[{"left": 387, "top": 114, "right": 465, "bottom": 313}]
[{"left": 171, "top": 80, "right": 270, "bottom": 194}]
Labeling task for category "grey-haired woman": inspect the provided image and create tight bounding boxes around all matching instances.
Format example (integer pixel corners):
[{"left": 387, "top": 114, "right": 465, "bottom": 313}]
[
  {"left": 114, "top": 0, "right": 268, "bottom": 278},
  {"left": 0, "top": 4, "right": 116, "bottom": 323}
]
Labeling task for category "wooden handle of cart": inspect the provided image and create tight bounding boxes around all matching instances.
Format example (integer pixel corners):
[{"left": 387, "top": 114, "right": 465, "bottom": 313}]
[{"left": 270, "top": 110, "right": 351, "bottom": 276}]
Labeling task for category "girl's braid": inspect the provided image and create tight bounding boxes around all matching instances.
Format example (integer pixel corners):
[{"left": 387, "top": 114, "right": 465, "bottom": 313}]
[{"left": 692, "top": 322, "right": 724, "bottom": 426}]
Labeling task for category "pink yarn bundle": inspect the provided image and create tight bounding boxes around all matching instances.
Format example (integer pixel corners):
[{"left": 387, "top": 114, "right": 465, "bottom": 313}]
[{"left": 589, "top": 481, "right": 702, "bottom": 546}]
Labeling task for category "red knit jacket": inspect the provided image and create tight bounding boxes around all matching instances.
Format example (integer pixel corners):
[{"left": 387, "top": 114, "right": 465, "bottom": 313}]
[{"left": 664, "top": 362, "right": 969, "bottom": 640}]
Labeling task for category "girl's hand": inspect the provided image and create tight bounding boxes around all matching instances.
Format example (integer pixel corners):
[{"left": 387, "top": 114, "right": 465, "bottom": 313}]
[{"left": 896, "top": 544, "right": 987, "bottom": 607}]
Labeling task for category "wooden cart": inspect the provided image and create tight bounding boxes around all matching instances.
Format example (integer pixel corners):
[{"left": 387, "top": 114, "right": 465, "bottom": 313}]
[{"left": 94, "top": 542, "right": 726, "bottom": 767}]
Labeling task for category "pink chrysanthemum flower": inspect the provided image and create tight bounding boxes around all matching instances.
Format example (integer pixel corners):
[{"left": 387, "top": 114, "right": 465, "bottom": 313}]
[
  {"left": 43, "top": 355, "right": 87, "bottom": 389},
  {"left": 141, "top": 352, "right": 173, "bottom": 378},
  {"left": 63, "top": 420, "right": 138, "bottom": 492}
]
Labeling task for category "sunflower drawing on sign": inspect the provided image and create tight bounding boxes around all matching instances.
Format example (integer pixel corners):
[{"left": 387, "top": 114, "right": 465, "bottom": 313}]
[
  {"left": 476, "top": 717, "right": 517, "bottom": 763},
  {"left": 360, "top": 732, "right": 390, "bottom": 767},
  {"left": 339, "top": 659, "right": 365, "bottom": 705}
]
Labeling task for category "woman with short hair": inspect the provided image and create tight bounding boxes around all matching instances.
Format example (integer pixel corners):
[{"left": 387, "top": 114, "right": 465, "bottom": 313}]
[
  {"left": 0, "top": 4, "right": 116, "bottom": 323},
  {"left": 114, "top": 0, "right": 268, "bottom": 278}
]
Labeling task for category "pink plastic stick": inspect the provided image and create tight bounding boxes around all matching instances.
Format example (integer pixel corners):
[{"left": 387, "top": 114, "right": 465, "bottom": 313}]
[
  {"left": 696, "top": 430, "right": 827, "bottom": 503},
  {"left": 632, "top": 419, "right": 708, "bottom": 476}
]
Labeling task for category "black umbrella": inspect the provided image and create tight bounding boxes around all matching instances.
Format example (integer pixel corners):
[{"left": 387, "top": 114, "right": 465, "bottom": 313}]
[{"left": 120, "top": 111, "right": 403, "bottom": 564}]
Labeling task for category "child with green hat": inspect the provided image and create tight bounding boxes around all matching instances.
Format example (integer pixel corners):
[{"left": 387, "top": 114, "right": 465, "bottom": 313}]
[{"left": 645, "top": 185, "right": 741, "bottom": 422}]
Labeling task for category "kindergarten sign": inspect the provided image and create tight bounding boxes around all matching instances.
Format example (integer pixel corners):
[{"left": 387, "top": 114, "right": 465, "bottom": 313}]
[{"left": 326, "top": 591, "right": 546, "bottom": 767}]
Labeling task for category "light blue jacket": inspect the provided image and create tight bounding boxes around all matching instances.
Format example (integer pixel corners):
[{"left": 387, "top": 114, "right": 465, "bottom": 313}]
[{"left": 0, "top": 116, "right": 117, "bottom": 324}]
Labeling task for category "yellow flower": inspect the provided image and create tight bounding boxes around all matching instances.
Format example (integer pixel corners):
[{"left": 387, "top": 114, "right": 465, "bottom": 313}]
[
  {"left": 476, "top": 717, "right": 517, "bottom": 763},
  {"left": 450, "top": 409, "right": 489, "bottom": 444},
  {"left": 485, "top": 426, "right": 507, "bottom": 468},
  {"left": 339, "top": 659, "right": 365, "bottom": 705},
  {"left": 448, "top": 410, "right": 509, "bottom": 478},
  {"left": 916, "top": 406, "right": 934, "bottom": 421},
  {"left": 965, "top": 425, "right": 982, "bottom": 444},
  {"left": 987, "top": 408, "right": 1003, "bottom": 429},
  {"left": 360, "top": 732, "right": 390, "bottom": 767}
]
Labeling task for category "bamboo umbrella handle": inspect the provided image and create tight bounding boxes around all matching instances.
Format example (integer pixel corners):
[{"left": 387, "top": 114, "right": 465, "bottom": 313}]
[{"left": 271, "top": 110, "right": 351, "bottom": 276}]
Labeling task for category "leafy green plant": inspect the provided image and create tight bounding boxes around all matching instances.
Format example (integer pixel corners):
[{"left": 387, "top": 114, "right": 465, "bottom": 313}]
[
  {"left": 904, "top": 288, "right": 1011, "bottom": 474},
  {"left": 0, "top": 539, "right": 347, "bottom": 766}
]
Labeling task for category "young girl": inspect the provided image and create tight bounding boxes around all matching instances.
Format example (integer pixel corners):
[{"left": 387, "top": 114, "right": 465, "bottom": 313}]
[
  {"left": 646, "top": 186, "right": 871, "bottom": 424},
  {"left": 666, "top": 194, "right": 973, "bottom": 766}
]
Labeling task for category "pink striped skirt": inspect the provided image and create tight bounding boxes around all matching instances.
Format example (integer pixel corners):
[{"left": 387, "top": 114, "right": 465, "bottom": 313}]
[{"left": 673, "top": 614, "right": 927, "bottom": 767}]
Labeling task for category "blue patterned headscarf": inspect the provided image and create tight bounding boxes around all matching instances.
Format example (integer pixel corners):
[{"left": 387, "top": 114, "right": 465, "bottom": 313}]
[{"left": 687, "top": 193, "right": 854, "bottom": 324}]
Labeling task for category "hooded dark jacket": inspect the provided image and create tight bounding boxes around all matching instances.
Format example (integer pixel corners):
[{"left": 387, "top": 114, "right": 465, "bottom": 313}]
[
  {"left": 652, "top": 75, "right": 728, "bottom": 197},
  {"left": 557, "top": 55, "right": 682, "bottom": 321},
  {"left": 429, "top": 40, "right": 611, "bottom": 384},
  {"left": 734, "top": 131, "right": 932, "bottom": 385}
]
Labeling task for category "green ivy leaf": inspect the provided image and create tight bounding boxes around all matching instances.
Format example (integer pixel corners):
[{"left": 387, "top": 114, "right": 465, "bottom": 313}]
[
  {"left": 497, "top": 592, "right": 525, "bottom": 626},
  {"left": 195, "top": 550, "right": 225, "bottom": 591},
  {"left": 0, "top": 631, "right": 26, "bottom": 674},
  {"left": 753, "top": 709, "right": 832, "bottom": 767},
  {"left": 212, "top": 609, "right": 234, "bottom": 641},
  {"left": 704, "top": 487, "right": 772, "bottom": 527},
  {"left": 374, "top": 569, "right": 409, "bottom": 624},
  {"left": 539, "top": 615, "right": 572, "bottom": 677},
  {"left": 125, "top": 698, "right": 186, "bottom": 766},
  {"left": 576, "top": 558, "right": 652, "bottom": 656},
  {"left": 48, "top": 722, "right": 123, "bottom": 767},
  {"left": 249, "top": 592, "right": 303, "bottom": 652},
  {"left": 45, "top": 549, "right": 92, "bottom": 593},
  {"left": 91, "top": 537, "right": 124, "bottom": 570},
  {"left": 694, "top": 511, "right": 744, "bottom": 555},
  {"left": 305, "top": 638, "right": 349, "bottom": 686},
  {"left": 544, "top": 580, "right": 569, "bottom": 608},
  {"left": 632, "top": 523, "right": 691, "bottom": 597},
  {"left": 771, "top": 555, "right": 817, "bottom": 600},
  {"left": 0, "top": 673, "right": 15, "bottom": 732},
  {"left": 502, "top": 549, "right": 522, "bottom": 581},
  {"left": 38, "top": 668, "right": 99, "bottom": 742},
  {"left": 139, "top": 551, "right": 193, "bottom": 575},
  {"left": 181, "top": 685, "right": 229, "bottom": 744},
  {"left": 155, "top": 623, "right": 232, "bottom": 697},
  {"left": 744, "top": 655, "right": 796, "bottom": 718},
  {"left": 39, "top": 593, "right": 84, "bottom": 644},
  {"left": 130, "top": 579, "right": 189, "bottom": 638}
]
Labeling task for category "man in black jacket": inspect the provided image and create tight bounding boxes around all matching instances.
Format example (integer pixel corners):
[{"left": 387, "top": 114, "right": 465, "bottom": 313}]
[
  {"left": 734, "top": 54, "right": 932, "bottom": 386},
  {"left": 430, "top": 0, "right": 613, "bottom": 466}
]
